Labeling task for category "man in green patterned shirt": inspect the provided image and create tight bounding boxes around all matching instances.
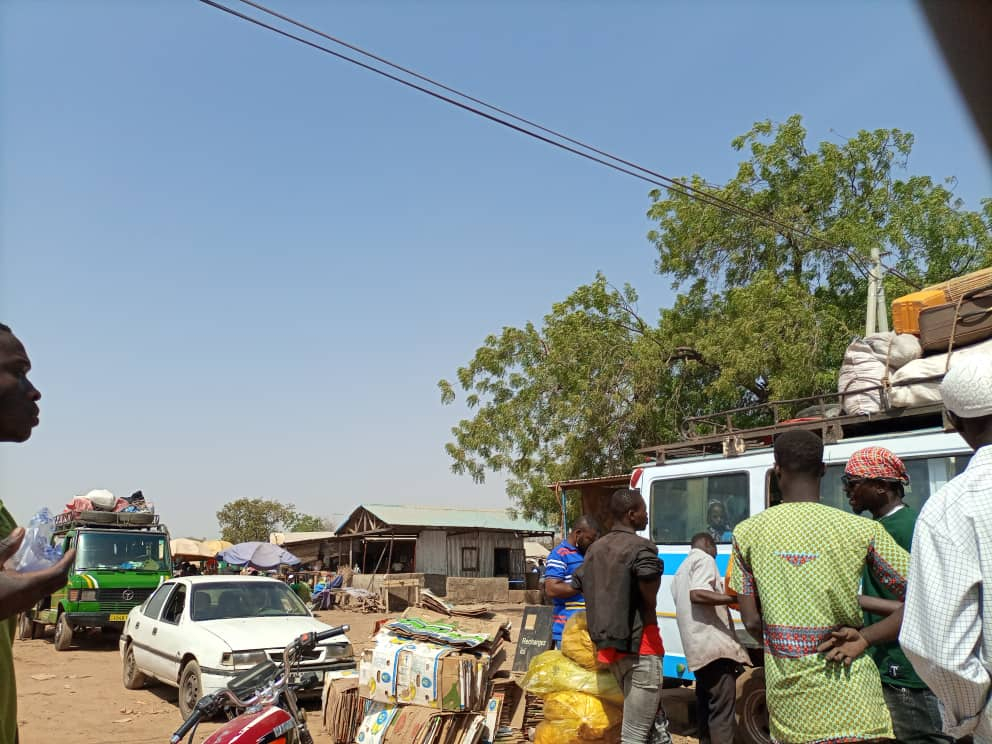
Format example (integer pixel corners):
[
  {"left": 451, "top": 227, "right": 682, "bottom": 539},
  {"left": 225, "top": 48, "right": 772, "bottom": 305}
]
[{"left": 0, "top": 323, "right": 75, "bottom": 744}]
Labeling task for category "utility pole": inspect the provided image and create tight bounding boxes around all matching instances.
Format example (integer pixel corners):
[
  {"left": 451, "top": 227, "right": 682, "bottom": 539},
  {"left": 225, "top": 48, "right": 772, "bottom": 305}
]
[{"left": 865, "top": 246, "right": 889, "bottom": 335}]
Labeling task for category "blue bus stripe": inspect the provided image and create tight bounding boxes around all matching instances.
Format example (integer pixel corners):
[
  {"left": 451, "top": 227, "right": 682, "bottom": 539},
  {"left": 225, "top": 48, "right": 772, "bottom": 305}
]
[{"left": 658, "top": 552, "right": 730, "bottom": 575}]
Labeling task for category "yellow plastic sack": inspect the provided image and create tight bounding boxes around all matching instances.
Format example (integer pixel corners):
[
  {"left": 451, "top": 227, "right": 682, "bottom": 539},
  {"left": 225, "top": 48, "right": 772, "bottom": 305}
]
[
  {"left": 561, "top": 612, "right": 601, "bottom": 670},
  {"left": 544, "top": 691, "right": 623, "bottom": 739},
  {"left": 519, "top": 650, "right": 624, "bottom": 706},
  {"left": 533, "top": 720, "right": 621, "bottom": 744}
]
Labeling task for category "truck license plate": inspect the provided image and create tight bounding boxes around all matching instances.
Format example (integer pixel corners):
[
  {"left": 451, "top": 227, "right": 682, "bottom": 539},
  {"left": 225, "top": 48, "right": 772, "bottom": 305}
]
[{"left": 109, "top": 613, "right": 129, "bottom": 622}]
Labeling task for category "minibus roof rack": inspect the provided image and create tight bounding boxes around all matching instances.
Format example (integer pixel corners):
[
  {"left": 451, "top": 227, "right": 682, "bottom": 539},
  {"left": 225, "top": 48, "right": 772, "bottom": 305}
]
[{"left": 638, "top": 384, "right": 949, "bottom": 464}]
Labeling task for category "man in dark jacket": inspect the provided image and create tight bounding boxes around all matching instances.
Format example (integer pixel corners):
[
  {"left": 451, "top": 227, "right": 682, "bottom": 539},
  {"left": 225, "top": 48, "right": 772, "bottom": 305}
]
[{"left": 573, "top": 488, "right": 669, "bottom": 744}]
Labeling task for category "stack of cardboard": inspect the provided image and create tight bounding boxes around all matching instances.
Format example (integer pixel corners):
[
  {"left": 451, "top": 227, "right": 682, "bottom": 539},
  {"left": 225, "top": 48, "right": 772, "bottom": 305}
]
[
  {"left": 420, "top": 589, "right": 492, "bottom": 618},
  {"left": 341, "top": 608, "right": 516, "bottom": 744}
]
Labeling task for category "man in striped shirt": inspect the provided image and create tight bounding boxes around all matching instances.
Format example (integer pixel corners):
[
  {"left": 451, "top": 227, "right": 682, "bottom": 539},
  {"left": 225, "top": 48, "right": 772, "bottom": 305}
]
[
  {"left": 544, "top": 515, "right": 599, "bottom": 647},
  {"left": 901, "top": 355, "right": 992, "bottom": 743}
]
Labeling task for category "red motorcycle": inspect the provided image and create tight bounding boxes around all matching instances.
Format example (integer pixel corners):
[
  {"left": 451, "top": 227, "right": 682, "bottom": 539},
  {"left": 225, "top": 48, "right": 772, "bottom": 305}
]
[{"left": 170, "top": 624, "right": 350, "bottom": 744}]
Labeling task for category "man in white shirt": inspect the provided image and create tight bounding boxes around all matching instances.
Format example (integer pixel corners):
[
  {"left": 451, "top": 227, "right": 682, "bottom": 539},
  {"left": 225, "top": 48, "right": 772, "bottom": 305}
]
[
  {"left": 901, "top": 354, "right": 992, "bottom": 744},
  {"left": 671, "top": 532, "right": 749, "bottom": 744}
]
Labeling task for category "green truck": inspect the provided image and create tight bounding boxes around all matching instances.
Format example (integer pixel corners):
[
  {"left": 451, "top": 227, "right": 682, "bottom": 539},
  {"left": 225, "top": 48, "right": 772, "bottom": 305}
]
[{"left": 18, "top": 511, "right": 173, "bottom": 650}]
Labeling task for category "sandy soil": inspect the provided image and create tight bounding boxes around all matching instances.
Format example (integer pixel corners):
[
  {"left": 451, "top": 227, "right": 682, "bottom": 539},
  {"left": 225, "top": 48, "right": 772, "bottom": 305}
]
[{"left": 13, "top": 604, "right": 696, "bottom": 744}]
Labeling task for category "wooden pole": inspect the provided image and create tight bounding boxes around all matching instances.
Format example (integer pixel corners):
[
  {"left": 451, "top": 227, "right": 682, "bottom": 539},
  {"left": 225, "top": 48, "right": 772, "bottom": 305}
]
[
  {"left": 362, "top": 540, "right": 368, "bottom": 574},
  {"left": 387, "top": 535, "right": 395, "bottom": 575}
]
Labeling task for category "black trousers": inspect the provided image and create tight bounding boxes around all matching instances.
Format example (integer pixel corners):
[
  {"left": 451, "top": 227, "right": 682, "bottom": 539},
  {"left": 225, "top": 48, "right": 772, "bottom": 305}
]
[{"left": 694, "top": 658, "right": 741, "bottom": 744}]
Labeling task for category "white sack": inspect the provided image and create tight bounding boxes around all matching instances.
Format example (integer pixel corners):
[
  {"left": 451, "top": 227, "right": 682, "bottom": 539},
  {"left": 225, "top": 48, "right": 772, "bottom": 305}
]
[
  {"left": 888, "top": 336, "right": 992, "bottom": 408},
  {"left": 863, "top": 332, "right": 923, "bottom": 370},
  {"left": 83, "top": 489, "right": 116, "bottom": 511},
  {"left": 838, "top": 340, "right": 885, "bottom": 415}
]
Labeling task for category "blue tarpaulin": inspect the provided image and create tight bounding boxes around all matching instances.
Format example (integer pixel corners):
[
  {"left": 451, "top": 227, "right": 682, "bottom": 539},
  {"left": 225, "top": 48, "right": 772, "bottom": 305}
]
[{"left": 216, "top": 541, "right": 301, "bottom": 570}]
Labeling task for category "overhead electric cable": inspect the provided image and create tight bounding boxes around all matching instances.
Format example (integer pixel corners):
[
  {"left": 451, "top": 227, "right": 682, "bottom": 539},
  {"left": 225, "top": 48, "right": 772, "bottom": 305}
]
[{"left": 200, "top": 0, "right": 915, "bottom": 286}]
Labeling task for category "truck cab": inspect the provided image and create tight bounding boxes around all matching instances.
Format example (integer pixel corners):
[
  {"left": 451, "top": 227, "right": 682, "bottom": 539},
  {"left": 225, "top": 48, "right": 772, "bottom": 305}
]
[{"left": 18, "top": 511, "right": 173, "bottom": 650}]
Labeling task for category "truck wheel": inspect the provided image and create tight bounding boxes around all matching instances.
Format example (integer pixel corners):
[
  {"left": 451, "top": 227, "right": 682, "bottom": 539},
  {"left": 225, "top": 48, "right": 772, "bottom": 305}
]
[
  {"left": 735, "top": 666, "right": 771, "bottom": 744},
  {"left": 178, "top": 660, "right": 202, "bottom": 721},
  {"left": 53, "top": 613, "right": 74, "bottom": 651},
  {"left": 17, "top": 613, "right": 38, "bottom": 641},
  {"left": 122, "top": 643, "right": 147, "bottom": 690}
]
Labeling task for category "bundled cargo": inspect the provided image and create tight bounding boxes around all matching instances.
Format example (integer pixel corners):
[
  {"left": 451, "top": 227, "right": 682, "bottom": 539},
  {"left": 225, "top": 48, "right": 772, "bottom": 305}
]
[
  {"left": 892, "top": 266, "right": 992, "bottom": 336},
  {"left": 888, "top": 336, "right": 992, "bottom": 408},
  {"left": 838, "top": 332, "right": 922, "bottom": 415},
  {"left": 519, "top": 650, "right": 624, "bottom": 708},
  {"left": 358, "top": 631, "right": 490, "bottom": 711},
  {"left": 560, "top": 613, "right": 601, "bottom": 672}
]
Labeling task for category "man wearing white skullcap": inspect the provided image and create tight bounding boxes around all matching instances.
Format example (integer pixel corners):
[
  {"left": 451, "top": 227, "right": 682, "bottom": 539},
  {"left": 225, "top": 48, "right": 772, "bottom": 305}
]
[{"left": 900, "top": 354, "right": 992, "bottom": 744}]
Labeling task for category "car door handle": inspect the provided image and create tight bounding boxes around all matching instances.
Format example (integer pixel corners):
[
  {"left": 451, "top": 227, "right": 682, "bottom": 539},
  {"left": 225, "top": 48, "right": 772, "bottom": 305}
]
[
  {"left": 135, "top": 622, "right": 140, "bottom": 629},
  {"left": 152, "top": 628, "right": 157, "bottom": 636}
]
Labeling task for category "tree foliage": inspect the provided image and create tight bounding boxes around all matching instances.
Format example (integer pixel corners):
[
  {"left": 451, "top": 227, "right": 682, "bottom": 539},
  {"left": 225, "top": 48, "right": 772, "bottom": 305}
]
[
  {"left": 442, "top": 115, "right": 991, "bottom": 521},
  {"left": 216, "top": 498, "right": 327, "bottom": 543}
]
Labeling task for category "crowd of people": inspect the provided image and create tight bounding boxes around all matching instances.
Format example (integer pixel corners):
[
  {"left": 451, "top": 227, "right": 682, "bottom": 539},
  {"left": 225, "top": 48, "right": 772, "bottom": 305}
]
[{"left": 550, "top": 356, "right": 991, "bottom": 744}]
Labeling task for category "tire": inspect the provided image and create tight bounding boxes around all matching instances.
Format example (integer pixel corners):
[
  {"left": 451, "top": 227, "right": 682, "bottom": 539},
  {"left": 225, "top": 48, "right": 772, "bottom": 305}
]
[
  {"left": 178, "top": 660, "right": 202, "bottom": 721},
  {"left": 122, "top": 643, "right": 147, "bottom": 690},
  {"left": 17, "top": 613, "right": 39, "bottom": 641},
  {"left": 53, "top": 613, "right": 74, "bottom": 651},
  {"left": 735, "top": 666, "right": 771, "bottom": 744}
]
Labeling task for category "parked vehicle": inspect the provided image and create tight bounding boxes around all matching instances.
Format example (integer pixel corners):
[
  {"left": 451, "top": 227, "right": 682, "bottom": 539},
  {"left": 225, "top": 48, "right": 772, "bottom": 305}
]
[
  {"left": 120, "top": 575, "right": 356, "bottom": 719},
  {"left": 169, "top": 624, "right": 350, "bottom": 744},
  {"left": 18, "top": 511, "right": 172, "bottom": 650}
]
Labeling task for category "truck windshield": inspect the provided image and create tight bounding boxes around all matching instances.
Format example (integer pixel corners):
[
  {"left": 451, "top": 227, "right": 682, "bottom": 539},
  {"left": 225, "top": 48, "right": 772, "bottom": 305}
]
[{"left": 76, "top": 532, "right": 169, "bottom": 571}]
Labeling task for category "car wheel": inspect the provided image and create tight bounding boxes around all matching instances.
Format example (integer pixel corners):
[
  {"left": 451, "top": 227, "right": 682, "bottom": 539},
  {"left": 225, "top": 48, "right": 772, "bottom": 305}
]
[
  {"left": 17, "top": 612, "right": 38, "bottom": 641},
  {"left": 122, "top": 643, "right": 147, "bottom": 690},
  {"left": 178, "top": 660, "right": 202, "bottom": 721},
  {"left": 53, "top": 613, "right": 74, "bottom": 651},
  {"left": 735, "top": 666, "right": 771, "bottom": 744}
]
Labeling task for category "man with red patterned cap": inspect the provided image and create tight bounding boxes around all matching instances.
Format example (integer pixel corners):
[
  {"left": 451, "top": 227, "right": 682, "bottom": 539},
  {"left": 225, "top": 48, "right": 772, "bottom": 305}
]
[{"left": 844, "top": 446, "right": 951, "bottom": 744}]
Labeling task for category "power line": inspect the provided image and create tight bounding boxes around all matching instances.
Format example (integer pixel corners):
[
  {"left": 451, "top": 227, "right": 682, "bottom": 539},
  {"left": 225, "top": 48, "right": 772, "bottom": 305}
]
[{"left": 199, "top": 0, "right": 916, "bottom": 287}]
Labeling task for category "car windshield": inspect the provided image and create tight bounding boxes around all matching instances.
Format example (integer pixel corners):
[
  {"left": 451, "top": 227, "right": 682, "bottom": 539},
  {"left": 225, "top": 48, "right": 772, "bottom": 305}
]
[
  {"left": 190, "top": 581, "right": 310, "bottom": 620},
  {"left": 75, "top": 532, "right": 169, "bottom": 571}
]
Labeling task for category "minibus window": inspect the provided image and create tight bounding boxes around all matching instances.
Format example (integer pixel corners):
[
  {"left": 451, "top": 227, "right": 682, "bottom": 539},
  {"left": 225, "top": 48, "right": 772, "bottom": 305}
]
[
  {"left": 650, "top": 472, "right": 748, "bottom": 544},
  {"left": 767, "top": 454, "right": 973, "bottom": 516}
]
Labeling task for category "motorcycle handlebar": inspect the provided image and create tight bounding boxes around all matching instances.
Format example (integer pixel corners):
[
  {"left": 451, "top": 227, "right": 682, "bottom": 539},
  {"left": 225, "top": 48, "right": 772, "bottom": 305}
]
[
  {"left": 169, "top": 695, "right": 212, "bottom": 744},
  {"left": 297, "top": 624, "right": 350, "bottom": 649}
]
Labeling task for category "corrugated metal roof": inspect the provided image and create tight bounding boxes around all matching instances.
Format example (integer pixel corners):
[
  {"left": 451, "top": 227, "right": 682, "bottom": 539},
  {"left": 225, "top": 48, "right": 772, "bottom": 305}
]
[
  {"left": 270, "top": 531, "right": 337, "bottom": 546},
  {"left": 337, "top": 504, "right": 552, "bottom": 534}
]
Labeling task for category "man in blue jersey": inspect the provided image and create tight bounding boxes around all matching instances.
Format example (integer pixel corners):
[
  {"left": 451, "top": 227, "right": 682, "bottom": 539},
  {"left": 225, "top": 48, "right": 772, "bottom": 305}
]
[{"left": 544, "top": 514, "right": 599, "bottom": 647}]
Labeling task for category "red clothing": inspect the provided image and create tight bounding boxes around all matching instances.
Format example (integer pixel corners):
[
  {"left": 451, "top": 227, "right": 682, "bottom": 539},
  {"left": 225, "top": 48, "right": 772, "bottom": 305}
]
[{"left": 596, "top": 623, "right": 665, "bottom": 664}]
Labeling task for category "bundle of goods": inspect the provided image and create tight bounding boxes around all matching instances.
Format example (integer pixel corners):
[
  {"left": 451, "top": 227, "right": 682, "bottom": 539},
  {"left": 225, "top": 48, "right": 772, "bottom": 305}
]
[
  {"left": 62, "top": 489, "right": 156, "bottom": 523},
  {"left": 884, "top": 266, "right": 992, "bottom": 409},
  {"left": 320, "top": 673, "right": 362, "bottom": 743},
  {"left": 892, "top": 266, "right": 992, "bottom": 336},
  {"left": 384, "top": 607, "right": 510, "bottom": 656},
  {"left": 837, "top": 332, "right": 923, "bottom": 415},
  {"left": 324, "top": 607, "right": 514, "bottom": 744},
  {"left": 519, "top": 614, "right": 625, "bottom": 744},
  {"left": 421, "top": 588, "right": 492, "bottom": 618}
]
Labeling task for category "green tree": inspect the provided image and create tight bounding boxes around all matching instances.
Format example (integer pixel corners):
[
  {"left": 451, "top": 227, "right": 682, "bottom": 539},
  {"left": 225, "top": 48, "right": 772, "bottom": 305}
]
[
  {"left": 285, "top": 513, "right": 333, "bottom": 532},
  {"left": 442, "top": 116, "right": 991, "bottom": 519},
  {"left": 647, "top": 115, "right": 992, "bottom": 406},
  {"left": 216, "top": 498, "right": 297, "bottom": 544},
  {"left": 440, "top": 275, "right": 703, "bottom": 521}
]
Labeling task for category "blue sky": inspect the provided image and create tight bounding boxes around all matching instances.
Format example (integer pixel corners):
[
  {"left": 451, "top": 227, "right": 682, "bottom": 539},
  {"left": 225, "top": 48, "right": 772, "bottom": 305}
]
[{"left": 1, "top": 1, "right": 989, "bottom": 538}]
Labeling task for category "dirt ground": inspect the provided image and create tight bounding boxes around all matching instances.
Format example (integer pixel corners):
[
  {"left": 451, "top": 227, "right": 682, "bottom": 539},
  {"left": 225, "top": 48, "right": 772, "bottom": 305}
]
[{"left": 13, "top": 604, "right": 697, "bottom": 744}]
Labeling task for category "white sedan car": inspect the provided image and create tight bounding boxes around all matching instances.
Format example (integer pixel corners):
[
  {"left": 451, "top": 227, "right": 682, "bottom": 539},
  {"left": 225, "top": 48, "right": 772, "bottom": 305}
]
[{"left": 120, "top": 575, "right": 354, "bottom": 718}]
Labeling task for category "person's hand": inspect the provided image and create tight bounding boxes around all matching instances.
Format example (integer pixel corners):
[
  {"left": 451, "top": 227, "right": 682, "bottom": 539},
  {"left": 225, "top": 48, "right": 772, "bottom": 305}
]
[
  {"left": 817, "top": 626, "right": 869, "bottom": 666},
  {"left": 0, "top": 547, "right": 76, "bottom": 620},
  {"left": 0, "top": 527, "right": 26, "bottom": 566}
]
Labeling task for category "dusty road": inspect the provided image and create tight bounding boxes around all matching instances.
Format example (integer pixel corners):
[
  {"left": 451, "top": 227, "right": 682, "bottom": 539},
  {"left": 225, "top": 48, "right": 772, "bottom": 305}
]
[{"left": 13, "top": 605, "right": 696, "bottom": 744}]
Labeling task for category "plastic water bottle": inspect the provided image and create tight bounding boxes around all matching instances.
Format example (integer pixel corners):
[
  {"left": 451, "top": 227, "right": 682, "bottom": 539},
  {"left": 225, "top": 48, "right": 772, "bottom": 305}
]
[{"left": 11, "top": 508, "right": 64, "bottom": 572}]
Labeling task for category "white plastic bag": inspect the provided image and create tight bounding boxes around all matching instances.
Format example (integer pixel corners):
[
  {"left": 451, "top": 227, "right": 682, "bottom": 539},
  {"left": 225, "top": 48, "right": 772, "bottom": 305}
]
[{"left": 84, "top": 489, "right": 117, "bottom": 511}]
